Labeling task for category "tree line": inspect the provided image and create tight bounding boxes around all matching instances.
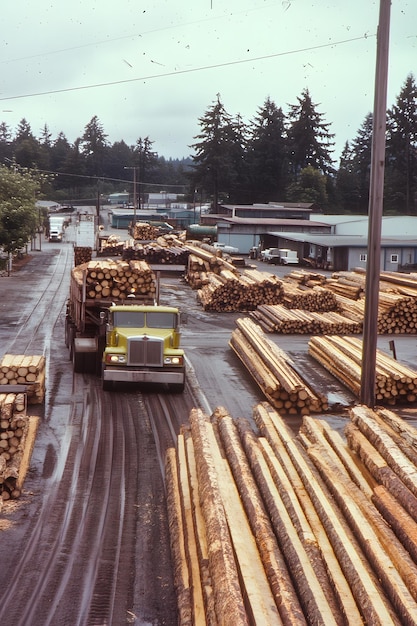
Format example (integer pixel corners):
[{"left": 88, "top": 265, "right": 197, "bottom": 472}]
[{"left": 0, "top": 73, "right": 416, "bottom": 214}]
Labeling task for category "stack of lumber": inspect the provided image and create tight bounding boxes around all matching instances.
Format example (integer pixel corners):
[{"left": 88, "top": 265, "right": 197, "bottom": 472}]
[
  {"left": 1, "top": 392, "right": 39, "bottom": 502},
  {"left": 130, "top": 221, "right": 159, "bottom": 240},
  {"left": 230, "top": 317, "right": 327, "bottom": 413},
  {"left": 72, "top": 259, "right": 157, "bottom": 302},
  {"left": 197, "top": 271, "right": 283, "bottom": 312},
  {"left": 0, "top": 354, "right": 46, "bottom": 405},
  {"left": 251, "top": 304, "right": 362, "bottom": 334},
  {"left": 309, "top": 335, "right": 417, "bottom": 404},
  {"left": 166, "top": 401, "right": 417, "bottom": 624},
  {"left": 282, "top": 283, "right": 338, "bottom": 311},
  {"left": 74, "top": 246, "right": 92, "bottom": 266}
]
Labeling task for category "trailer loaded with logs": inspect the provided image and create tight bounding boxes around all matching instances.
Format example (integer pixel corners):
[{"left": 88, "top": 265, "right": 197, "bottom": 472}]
[{"left": 65, "top": 259, "right": 186, "bottom": 392}]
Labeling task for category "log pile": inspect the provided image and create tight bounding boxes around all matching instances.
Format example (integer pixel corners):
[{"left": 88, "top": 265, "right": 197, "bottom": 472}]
[
  {"left": 230, "top": 317, "right": 327, "bottom": 413},
  {"left": 72, "top": 259, "right": 158, "bottom": 302},
  {"left": 74, "top": 246, "right": 92, "bottom": 266},
  {"left": 166, "top": 401, "right": 417, "bottom": 624},
  {"left": 130, "top": 221, "right": 159, "bottom": 240},
  {"left": 309, "top": 335, "right": 417, "bottom": 404},
  {"left": 185, "top": 244, "right": 240, "bottom": 289},
  {"left": 197, "top": 271, "right": 283, "bottom": 312},
  {"left": 1, "top": 392, "right": 38, "bottom": 502},
  {"left": 0, "top": 354, "right": 46, "bottom": 404},
  {"left": 122, "top": 239, "right": 190, "bottom": 265},
  {"left": 251, "top": 304, "right": 362, "bottom": 334},
  {"left": 281, "top": 283, "right": 338, "bottom": 311},
  {"left": 98, "top": 235, "right": 124, "bottom": 256}
]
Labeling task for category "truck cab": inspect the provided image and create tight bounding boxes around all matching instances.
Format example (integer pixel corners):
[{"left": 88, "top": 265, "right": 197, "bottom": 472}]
[{"left": 102, "top": 304, "right": 185, "bottom": 392}]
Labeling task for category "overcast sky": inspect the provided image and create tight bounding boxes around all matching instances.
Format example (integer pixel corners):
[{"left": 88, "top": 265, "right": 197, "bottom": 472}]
[{"left": 1, "top": 1, "right": 415, "bottom": 164}]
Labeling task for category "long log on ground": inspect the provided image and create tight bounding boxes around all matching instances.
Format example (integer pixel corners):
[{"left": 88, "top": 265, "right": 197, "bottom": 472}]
[
  {"left": 165, "top": 447, "right": 193, "bottom": 625},
  {"left": 350, "top": 405, "right": 417, "bottom": 499},
  {"left": 204, "top": 413, "right": 283, "bottom": 624},
  {"left": 254, "top": 402, "right": 400, "bottom": 625},
  {"left": 189, "top": 408, "right": 249, "bottom": 625},
  {"left": 345, "top": 422, "right": 417, "bottom": 523},
  {"left": 215, "top": 408, "right": 306, "bottom": 626},
  {"left": 304, "top": 432, "right": 417, "bottom": 621}
]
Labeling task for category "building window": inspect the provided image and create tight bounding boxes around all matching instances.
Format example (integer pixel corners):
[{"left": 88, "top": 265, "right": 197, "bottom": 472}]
[
  {"left": 390, "top": 254, "right": 399, "bottom": 263},
  {"left": 360, "top": 253, "right": 367, "bottom": 262}
]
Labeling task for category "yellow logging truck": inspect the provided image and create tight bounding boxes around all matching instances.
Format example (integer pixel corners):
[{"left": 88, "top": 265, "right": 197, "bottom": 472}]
[{"left": 65, "top": 260, "right": 186, "bottom": 392}]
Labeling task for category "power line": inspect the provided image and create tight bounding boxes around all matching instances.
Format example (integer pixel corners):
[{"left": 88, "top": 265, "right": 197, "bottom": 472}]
[{"left": 0, "top": 34, "right": 374, "bottom": 102}]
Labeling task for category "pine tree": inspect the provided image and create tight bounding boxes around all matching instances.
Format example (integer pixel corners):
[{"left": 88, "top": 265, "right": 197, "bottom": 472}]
[
  {"left": 349, "top": 113, "right": 373, "bottom": 213},
  {"left": 335, "top": 141, "right": 361, "bottom": 212},
  {"left": 286, "top": 88, "right": 335, "bottom": 179},
  {"left": 81, "top": 116, "right": 109, "bottom": 176},
  {"left": 385, "top": 73, "right": 417, "bottom": 214},
  {"left": 190, "top": 94, "right": 245, "bottom": 211},
  {"left": 246, "top": 97, "right": 288, "bottom": 202}
]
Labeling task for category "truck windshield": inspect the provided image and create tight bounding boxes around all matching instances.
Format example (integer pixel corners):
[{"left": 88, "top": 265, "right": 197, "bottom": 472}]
[
  {"left": 146, "top": 312, "right": 176, "bottom": 329},
  {"left": 113, "top": 311, "right": 145, "bottom": 327},
  {"left": 112, "top": 311, "right": 176, "bottom": 329}
]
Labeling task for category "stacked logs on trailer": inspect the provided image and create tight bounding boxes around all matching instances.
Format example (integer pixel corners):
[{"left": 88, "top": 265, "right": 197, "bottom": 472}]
[
  {"left": 0, "top": 354, "right": 46, "bottom": 405},
  {"left": 309, "top": 335, "right": 417, "bottom": 405},
  {"left": 230, "top": 317, "right": 327, "bottom": 413},
  {"left": 72, "top": 259, "right": 157, "bottom": 302},
  {"left": 1, "top": 393, "right": 39, "bottom": 503},
  {"left": 197, "top": 269, "right": 284, "bottom": 312},
  {"left": 74, "top": 246, "right": 92, "bottom": 266},
  {"left": 251, "top": 304, "right": 362, "bottom": 334},
  {"left": 166, "top": 401, "right": 417, "bottom": 624}
]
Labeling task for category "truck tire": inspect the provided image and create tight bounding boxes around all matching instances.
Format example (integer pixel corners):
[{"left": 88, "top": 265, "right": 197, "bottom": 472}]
[
  {"left": 101, "top": 364, "right": 113, "bottom": 391},
  {"left": 170, "top": 372, "right": 186, "bottom": 393},
  {"left": 72, "top": 347, "right": 85, "bottom": 373}
]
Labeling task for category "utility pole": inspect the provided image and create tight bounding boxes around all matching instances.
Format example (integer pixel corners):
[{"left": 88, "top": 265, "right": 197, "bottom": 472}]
[{"left": 360, "top": 0, "right": 391, "bottom": 407}]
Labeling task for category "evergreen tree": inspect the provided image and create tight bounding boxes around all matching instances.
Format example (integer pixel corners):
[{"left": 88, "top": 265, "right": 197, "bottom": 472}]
[
  {"left": 246, "top": 97, "right": 288, "bottom": 203},
  {"left": 13, "top": 118, "right": 41, "bottom": 168},
  {"left": 335, "top": 141, "right": 361, "bottom": 212},
  {"left": 349, "top": 113, "right": 373, "bottom": 213},
  {"left": 190, "top": 94, "right": 244, "bottom": 211},
  {"left": 133, "top": 137, "right": 158, "bottom": 208},
  {"left": 81, "top": 116, "right": 109, "bottom": 176},
  {"left": 385, "top": 73, "right": 417, "bottom": 213},
  {"left": 286, "top": 88, "right": 335, "bottom": 179},
  {"left": 0, "top": 122, "right": 13, "bottom": 164}
]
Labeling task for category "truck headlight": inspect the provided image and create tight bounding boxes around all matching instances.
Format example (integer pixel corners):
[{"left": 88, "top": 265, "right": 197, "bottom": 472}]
[
  {"left": 164, "top": 356, "right": 183, "bottom": 366},
  {"left": 106, "top": 354, "right": 126, "bottom": 364}
]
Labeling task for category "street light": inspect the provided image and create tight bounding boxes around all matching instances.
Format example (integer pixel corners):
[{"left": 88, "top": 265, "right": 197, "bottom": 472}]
[{"left": 124, "top": 166, "right": 138, "bottom": 223}]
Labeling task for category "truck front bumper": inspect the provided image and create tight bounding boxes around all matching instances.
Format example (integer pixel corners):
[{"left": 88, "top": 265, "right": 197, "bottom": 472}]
[{"left": 103, "top": 367, "right": 185, "bottom": 384}]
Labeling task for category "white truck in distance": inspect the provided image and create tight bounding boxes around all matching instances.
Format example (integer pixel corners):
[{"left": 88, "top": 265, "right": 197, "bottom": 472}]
[{"left": 261, "top": 248, "right": 299, "bottom": 265}]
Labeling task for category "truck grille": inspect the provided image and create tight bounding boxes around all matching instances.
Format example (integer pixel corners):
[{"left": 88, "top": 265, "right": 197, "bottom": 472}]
[{"left": 128, "top": 337, "right": 163, "bottom": 366}]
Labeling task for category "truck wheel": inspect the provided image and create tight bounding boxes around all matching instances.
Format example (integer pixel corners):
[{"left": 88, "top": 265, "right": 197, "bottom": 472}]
[
  {"left": 72, "top": 349, "right": 85, "bottom": 373},
  {"left": 170, "top": 374, "right": 185, "bottom": 393},
  {"left": 102, "top": 378, "right": 113, "bottom": 392}
]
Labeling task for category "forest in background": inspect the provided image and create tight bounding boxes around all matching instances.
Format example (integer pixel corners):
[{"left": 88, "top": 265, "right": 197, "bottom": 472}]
[{"left": 0, "top": 74, "right": 416, "bottom": 214}]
